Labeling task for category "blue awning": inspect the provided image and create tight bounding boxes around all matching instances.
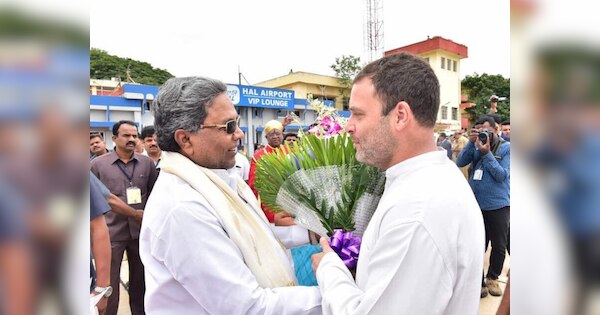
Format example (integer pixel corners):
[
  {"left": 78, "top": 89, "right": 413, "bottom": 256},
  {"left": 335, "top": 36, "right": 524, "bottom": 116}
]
[
  {"left": 90, "top": 121, "right": 139, "bottom": 128},
  {"left": 284, "top": 125, "right": 310, "bottom": 131},
  {"left": 338, "top": 110, "right": 351, "bottom": 118},
  {"left": 90, "top": 121, "right": 114, "bottom": 128},
  {"left": 90, "top": 95, "right": 140, "bottom": 107}
]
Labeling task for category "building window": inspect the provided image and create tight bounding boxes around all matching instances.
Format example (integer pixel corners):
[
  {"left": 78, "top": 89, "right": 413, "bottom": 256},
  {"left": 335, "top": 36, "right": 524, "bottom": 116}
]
[
  {"left": 253, "top": 108, "right": 263, "bottom": 118},
  {"left": 255, "top": 132, "right": 262, "bottom": 148},
  {"left": 312, "top": 95, "right": 332, "bottom": 103},
  {"left": 277, "top": 110, "right": 300, "bottom": 121},
  {"left": 441, "top": 106, "right": 448, "bottom": 120},
  {"left": 453, "top": 60, "right": 457, "bottom": 72},
  {"left": 237, "top": 107, "right": 249, "bottom": 119},
  {"left": 451, "top": 107, "right": 458, "bottom": 120},
  {"left": 441, "top": 57, "right": 445, "bottom": 69}
]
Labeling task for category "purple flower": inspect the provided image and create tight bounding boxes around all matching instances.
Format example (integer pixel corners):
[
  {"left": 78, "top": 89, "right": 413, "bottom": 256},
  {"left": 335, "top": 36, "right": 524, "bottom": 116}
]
[
  {"left": 321, "top": 116, "right": 333, "bottom": 127},
  {"left": 320, "top": 116, "right": 342, "bottom": 136},
  {"left": 326, "top": 122, "right": 342, "bottom": 136}
]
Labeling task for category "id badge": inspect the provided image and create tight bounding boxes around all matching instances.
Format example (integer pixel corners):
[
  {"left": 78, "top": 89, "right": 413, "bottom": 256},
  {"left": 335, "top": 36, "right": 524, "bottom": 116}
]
[
  {"left": 473, "top": 169, "right": 483, "bottom": 181},
  {"left": 126, "top": 187, "right": 142, "bottom": 204}
]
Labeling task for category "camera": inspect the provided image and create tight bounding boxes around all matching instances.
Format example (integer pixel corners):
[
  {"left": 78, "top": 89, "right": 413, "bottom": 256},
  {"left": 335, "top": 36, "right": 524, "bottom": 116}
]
[
  {"left": 489, "top": 95, "right": 500, "bottom": 102},
  {"left": 478, "top": 130, "right": 489, "bottom": 145}
]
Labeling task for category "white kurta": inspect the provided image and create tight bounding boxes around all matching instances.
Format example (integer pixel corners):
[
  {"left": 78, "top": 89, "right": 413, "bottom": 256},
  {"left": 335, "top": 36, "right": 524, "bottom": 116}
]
[
  {"left": 140, "top": 168, "right": 321, "bottom": 315},
  {"left": 316, "top": 151, "right": 485, "bottom": 315},
  {"left": 142, "top": 150, "right": 165, "bottom": 168}
]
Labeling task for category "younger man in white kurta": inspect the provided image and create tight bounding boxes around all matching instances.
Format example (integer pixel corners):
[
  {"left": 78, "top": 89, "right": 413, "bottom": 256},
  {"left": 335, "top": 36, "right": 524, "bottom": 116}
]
[
  {"left": 316, "top": 152, "right": 484, "bottom": 314},
  {"left": 312, "top": 52, "right": 485, "bottom": 314}
]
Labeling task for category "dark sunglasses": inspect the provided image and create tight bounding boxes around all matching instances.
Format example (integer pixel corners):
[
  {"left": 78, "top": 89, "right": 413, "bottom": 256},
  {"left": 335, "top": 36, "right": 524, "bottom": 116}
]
[{"left": 200, "top": 116, "right": 241, "bottom": 134}]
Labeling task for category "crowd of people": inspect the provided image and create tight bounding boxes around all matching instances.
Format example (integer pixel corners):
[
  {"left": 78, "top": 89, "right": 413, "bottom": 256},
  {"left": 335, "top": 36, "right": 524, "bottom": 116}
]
[
  {"left": 89, "top": 52, "right": 510, "bottom": 315},
  {"left": 436, "top": 97, "right": 512, "bottom": 301}
]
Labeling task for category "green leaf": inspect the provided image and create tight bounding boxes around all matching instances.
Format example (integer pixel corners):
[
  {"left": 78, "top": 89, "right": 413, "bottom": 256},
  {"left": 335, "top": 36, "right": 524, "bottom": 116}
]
[{"left": 254, "top": 133, "right": 384, "bottom": 234}]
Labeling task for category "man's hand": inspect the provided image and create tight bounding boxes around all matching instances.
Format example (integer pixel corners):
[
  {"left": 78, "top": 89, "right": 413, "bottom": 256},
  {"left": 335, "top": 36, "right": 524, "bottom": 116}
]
[
  {"left": 273, "top": 211, "right": 295, "bottom": 226},
  {"left": 107, "top": 194, "right": 144, "bottom": 224},
  {"left": 93, "top": 291, "right": 108, "bottom": 315},
  {"left": 133, "top": 210, "right": 144, "bottom": 224},
  {"left": 468, "top": 128, "right": 479, "bottom": 143},
  {"left": 311, "top": 237, "right": 334, "bottom": 274},
  {"left": 476, "top": 139, "right": 491, "bottom": 155},
  {"left": 282, "top": 114, "right": 294, "bottom": 128}
]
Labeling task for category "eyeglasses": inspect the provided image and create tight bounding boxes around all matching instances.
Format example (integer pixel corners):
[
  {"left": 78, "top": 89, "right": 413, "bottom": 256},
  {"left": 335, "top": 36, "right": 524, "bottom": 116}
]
[{"left": 200, "top": 116, "right": 241, "bottom": 134}]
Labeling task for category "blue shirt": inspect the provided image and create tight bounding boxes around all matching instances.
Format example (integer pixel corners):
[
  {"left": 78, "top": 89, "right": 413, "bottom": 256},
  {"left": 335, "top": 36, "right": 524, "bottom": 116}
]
[
  {"left": 90, "top": 172, "right": 111, "bottom": 287},
  {"left": 533, "top": 135, "right": 600, "bottom": 237},
  {"left": 90, "top": 171, "right": 111, "bottom": 221},
  {"left": 456, "top": 140, "right": 510, "bottom": 211},
  {"left": 0, "top": 179, "right": 26, "bottom": 241},
  {"left": 439, "top": 139, "right": 452, "bottom": 159}
]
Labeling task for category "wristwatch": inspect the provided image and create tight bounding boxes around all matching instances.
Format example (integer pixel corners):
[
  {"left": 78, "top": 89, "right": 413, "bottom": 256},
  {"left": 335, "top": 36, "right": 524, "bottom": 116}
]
[{"left": 94, "top": 286, "right": 113, "bottom": 298}]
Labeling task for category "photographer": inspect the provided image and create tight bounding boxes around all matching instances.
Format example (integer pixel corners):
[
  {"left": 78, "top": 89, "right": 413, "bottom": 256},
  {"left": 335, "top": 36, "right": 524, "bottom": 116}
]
[
  {"left": 456, "top": 115, "right": 510, "bottom": 298},
  {"left": 488, "top": 95, "right": 500, "bottom": 114}
]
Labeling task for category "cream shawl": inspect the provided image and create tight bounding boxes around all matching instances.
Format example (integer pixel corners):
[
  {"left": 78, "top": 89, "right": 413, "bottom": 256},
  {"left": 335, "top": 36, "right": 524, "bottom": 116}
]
[{"left": 159, "top": 151, "right": 295, "bottom": 288}]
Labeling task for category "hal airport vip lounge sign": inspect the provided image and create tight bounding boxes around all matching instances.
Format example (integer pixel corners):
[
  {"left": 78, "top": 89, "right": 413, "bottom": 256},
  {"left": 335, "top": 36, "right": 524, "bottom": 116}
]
[{"left": 227, "top": 84, "right": 295, "bottom": 109}]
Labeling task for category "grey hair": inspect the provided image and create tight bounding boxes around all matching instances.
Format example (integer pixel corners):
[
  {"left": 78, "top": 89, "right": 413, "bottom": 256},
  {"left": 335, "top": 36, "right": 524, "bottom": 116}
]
[{"left": 152, "top": 76, "right": 227, "bottom": 152}]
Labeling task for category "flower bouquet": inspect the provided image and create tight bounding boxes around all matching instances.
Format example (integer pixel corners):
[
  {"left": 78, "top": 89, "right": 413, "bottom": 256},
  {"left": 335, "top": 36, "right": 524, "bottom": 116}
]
[{"left": 254, "top": 98, "right": 386, "bottom": 272}]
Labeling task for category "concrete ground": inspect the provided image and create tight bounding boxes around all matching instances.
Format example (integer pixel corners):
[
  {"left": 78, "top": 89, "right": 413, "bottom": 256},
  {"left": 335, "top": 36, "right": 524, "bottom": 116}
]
[
  {"left": 117, "top": 247, "right": 510, "bottom": 314},
  {"left": 479, "top": 247, "right": 510, "bottom": 314},
  {"left": 117, "top": 254, "right": 131, "bottom": 315}
]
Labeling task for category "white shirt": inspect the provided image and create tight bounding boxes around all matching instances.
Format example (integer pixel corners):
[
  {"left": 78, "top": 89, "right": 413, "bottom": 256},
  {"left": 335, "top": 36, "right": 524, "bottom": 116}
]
[
  {"left": 140, "top": 168, "right": 321, "bottom": 315},
  {"left": 316, "top": 151, "right": 485, "bottom": 315},
  {"left": 142, "top": 150, "right": 165, "bottom": 168},
  {"left": 230, "top": 152, "right": 250, "bottom": 181}
]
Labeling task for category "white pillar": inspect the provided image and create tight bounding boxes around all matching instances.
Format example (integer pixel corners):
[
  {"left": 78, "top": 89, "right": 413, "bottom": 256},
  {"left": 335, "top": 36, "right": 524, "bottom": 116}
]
[{"left": 247, "top": 107, "right": 254, "bottom": 157}]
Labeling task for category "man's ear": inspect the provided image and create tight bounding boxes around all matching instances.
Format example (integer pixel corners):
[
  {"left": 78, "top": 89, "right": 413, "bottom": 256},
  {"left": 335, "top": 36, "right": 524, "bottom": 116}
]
[
  {"left": 390, "top": 101, "right": 411, "bottom": 131},
  {"left": 174, "top": 129, "right": 193, "bottom": 156}
]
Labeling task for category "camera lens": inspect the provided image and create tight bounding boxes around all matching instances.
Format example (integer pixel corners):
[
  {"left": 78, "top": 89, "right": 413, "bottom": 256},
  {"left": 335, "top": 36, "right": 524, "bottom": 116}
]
[{"left": 478, "top": 131, "right": 488, "bottom": 144}]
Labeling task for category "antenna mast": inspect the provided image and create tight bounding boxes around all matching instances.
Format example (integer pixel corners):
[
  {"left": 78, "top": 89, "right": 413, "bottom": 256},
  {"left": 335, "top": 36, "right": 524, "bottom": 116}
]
[{"left": 363, "top": 0, "right": 384, "bottom": 62}]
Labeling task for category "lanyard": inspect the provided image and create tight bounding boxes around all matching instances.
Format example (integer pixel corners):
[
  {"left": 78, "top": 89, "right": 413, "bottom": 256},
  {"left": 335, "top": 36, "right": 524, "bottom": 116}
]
[{"left": 117, "top": 161, "right": 136, "bottom": 186}]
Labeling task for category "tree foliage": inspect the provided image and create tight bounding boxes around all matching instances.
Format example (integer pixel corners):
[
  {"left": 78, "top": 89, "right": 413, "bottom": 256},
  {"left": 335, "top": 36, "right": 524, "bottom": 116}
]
[
  {"left": 461, "top": 73, "right": 510, "bottom": 124},
  {"left": 330, "top": 55, "right": 362, "bottom": 108},
  {"left": 90, "top": 48, "right": 173, "bottom": 85},
  {"left": 0, "top": 8, "right": 88, "bottom": 47}
]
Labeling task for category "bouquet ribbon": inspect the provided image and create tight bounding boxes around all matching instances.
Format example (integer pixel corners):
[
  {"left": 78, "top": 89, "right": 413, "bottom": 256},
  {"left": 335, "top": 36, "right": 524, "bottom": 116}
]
[{"left": 330, "top": 229, "right": 361, "bottom": 269}]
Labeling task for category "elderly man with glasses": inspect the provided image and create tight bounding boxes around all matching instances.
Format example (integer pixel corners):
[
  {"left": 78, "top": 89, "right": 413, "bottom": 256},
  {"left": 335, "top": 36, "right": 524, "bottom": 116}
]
[{"left": 139, "top": 76, "right": 321, "bottom": 315}]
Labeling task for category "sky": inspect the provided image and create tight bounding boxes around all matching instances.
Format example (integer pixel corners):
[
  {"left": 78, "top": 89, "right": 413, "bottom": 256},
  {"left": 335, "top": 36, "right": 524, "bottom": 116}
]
[{"left": 89, "top": 0, "right": 509, "bottom": 85}]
